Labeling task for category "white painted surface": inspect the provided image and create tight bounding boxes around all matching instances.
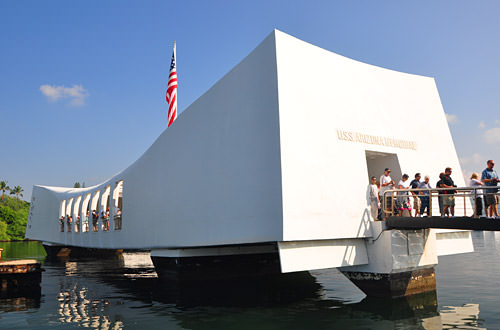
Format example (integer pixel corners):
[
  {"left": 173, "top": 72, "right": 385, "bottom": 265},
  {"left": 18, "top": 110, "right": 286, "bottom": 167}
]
[
  {"left": 435, "top": 230, "right": 474, "bottom": 256},
  {"left": 341, "top": 222, "right": 438, "bottom": 274},
  {"left": 278, "top": 239, "right": 368, "bottom": 273},
  {"left": 274, "top": 30, "right": 468, "bottom": 241}
]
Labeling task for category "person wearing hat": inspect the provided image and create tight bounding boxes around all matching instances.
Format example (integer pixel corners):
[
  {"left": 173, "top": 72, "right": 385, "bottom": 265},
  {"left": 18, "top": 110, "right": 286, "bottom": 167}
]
[{"left": 380, "top": 168, "right": 395, "bottom": 219}]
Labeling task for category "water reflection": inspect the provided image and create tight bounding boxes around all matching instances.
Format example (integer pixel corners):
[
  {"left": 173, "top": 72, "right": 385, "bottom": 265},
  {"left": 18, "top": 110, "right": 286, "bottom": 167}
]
[
  {"left": 0, "top": 272, "right": 41, "bottom": 313},
  {"left": 437, "top": 304, "right": 485, "bottom": 330},
  {"left": 0, "top": 295, "right": 40, "bottom": 313},
  {"left": 0, "top": 241, "right": 493, "bottom": 329},
  {"left": 46, "top": 254, "right": 485, "bottom": 330},
  {"left": 56, "top": 281, "right": 123, "bottom": 330}
]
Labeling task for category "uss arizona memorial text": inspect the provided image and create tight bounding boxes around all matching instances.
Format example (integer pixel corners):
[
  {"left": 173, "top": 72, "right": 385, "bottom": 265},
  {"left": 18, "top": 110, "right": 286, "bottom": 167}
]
[{"left": 337, "top": 129, "right": 417, "bottom": 150}]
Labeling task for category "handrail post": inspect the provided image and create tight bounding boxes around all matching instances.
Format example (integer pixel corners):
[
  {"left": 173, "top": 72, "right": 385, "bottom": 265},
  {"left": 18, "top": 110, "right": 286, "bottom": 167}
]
[
  {"left": 463, "top": 189, "right": 466, "bottom": 217},
  {"left": 390, "top": 191, "right": 393, "bottom": 217},
  {"left": 429, "top": 189, "right": 432, "bottom": 217},
  {"left": 382, "top": 191, "right": 385, "bottom": 220},
  {"left": 474, "top": 189, "right": 477, "bottom": 218}
]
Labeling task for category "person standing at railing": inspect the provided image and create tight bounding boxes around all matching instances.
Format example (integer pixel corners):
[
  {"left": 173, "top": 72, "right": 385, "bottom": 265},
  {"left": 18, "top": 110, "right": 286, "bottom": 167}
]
[
  {"left": 481, "top": 160, "right": 499, "bottom": 219},
  {"left": 66, "top": 215, "right": 72, "bottom": 232},
  {"left": 410, "top": 173, "right": 422, "bottom": 217},
  {"left": 397, "top": 174, "right": 412, "bottom": 217},
  {"left": 441, "top": 167, "right": 457, "bottom": 218},
  {"left": 369, "top": 176, "right": 380, "bottom": 220},
  {"left": 59, "top": 216, "right": 65, "bottom": 232},
  {"left": 380, "top": 168, "right": 395, "bottom": 219},
  {"left": 470, "top": 172, "right": 484, "bottom": 218},
  {"left": 85, "top": 211, "right": 89, "bottom": 232},
  {"left": 92, "top": 210, "right": 98, "bottom": 232},
  {"left": 436, "top": 173, "right": 449, "bottom": 217},
  {"left": 418, "top": 176, "right": 432, "bottom": 217}
]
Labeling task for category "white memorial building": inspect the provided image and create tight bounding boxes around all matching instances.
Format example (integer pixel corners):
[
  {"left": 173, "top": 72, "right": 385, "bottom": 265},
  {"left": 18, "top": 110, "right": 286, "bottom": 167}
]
[{"left": 26, "top": 30, "right": 473, "bottom": 297}]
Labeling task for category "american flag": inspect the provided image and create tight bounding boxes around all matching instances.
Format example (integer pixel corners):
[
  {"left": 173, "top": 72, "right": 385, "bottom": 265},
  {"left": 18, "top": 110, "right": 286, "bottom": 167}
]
[{"left": 166, "top": 43, "right": 178, "bottom": 127}]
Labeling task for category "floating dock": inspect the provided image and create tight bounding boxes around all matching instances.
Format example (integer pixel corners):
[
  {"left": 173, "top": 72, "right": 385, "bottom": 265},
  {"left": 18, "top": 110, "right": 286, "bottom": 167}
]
[{"left": 0, "top": 249, "right": 42, "bottom": 292}]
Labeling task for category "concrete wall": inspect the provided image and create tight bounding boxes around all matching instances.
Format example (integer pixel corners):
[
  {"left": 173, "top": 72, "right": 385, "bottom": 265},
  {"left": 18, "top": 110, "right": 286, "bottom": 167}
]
[{"left": 274, "top": 30, "right": 467, "bottom": 242}]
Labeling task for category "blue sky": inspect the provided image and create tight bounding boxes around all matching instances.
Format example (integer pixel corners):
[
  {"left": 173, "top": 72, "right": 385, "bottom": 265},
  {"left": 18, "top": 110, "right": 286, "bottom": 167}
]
[{"left": 1, "top": 1, "right": 499, "bottom": 200}]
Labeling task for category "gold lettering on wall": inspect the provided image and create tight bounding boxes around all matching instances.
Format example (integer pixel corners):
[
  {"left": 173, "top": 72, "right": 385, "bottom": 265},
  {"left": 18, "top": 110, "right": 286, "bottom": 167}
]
[{"left": 336, "top": 129, "right": 417, "bottom": 150}]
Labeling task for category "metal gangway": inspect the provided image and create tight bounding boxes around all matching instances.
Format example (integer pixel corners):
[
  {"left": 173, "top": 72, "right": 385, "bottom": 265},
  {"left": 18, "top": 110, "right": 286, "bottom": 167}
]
[{"left": 382, "top": 186, "right": 500, "bottom": 231}]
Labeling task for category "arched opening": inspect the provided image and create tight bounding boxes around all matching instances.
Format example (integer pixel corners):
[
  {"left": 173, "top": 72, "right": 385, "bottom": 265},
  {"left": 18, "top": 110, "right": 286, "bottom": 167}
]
[
  {"left": 112, "top": 180, "right": 123, "bottom": 230},
  {"left": 91, "top": 191, "right": 101, "bottom": 232},
  {"left": 65, "top": 198, "right": 74, "bottom": 232},
  {"left": 101, "top": 186, "right": 111, "bottom": 232},
  {"left": 81, "top": 193, "right": 91, "bottom": 232},
  {"left": 73, "top": 196, "right": 82, "bottom": 233},
  {"left": 59, "top": 200, "right": 66, "bottom": 232}
]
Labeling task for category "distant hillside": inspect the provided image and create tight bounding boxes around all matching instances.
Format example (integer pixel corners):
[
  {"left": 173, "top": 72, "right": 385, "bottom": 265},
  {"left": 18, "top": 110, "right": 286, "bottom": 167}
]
[{"left": 0, "top": 196, "right": 30, "bottom": 241}]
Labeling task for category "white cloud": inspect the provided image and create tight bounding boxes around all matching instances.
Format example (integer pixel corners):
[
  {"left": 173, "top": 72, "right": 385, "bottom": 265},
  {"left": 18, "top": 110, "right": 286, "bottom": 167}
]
[
  {"left": 459, "top": 153, "right": 483, "bottom": 166},
  {"left": 462, "top": 169, "right": 474, "bottom": 183},
  {"left": 460, "top": 153, "right": 485, "bottom": 183},
  {"left": 40, "top": 84, "right": 89, "bottom": 106},
  {"left": 445, "top": 113, "right": 459, "bottom": 125},
  {"left": 478, "top": 121, "right": 486, "bottom": 129},
  {"left": 483, "top": 127, "right": 500, "bottom": 145}
]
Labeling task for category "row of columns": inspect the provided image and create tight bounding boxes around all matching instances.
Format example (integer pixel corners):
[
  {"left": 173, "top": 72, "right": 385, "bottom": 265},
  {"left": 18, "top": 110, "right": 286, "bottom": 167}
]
[{"left": 59, "top": 181, "right": 123, "bottom": 233}]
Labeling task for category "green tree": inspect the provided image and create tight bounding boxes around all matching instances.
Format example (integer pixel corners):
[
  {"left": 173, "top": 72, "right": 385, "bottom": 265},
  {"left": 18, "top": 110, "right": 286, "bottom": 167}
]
[
  {"left": 0, "top": 181, "right": 10, "bottom": 201},
  {"left": 74, "top": 182, "right": 81, "bottom": 188},
  {"left": 0, "top": 196, "right": 30, "bottom": 240},
  {"left": 9, "top": 185, "right": 24, "bottom": 199},
  {"left": 0, "top": 221, "right": 9, "bottom": 241}
]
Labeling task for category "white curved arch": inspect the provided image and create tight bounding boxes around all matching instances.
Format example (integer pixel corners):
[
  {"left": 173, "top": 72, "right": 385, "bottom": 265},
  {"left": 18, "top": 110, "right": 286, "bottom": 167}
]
[{"left": 73, "top": 196, "right": 82, "bottom": 232}]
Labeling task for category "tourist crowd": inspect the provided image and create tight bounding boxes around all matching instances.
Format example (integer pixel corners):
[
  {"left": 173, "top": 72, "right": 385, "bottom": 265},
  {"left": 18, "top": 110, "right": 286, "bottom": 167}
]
[
  {"left": 369, "top": 160, "right": 499, "bottom": 220},
  {"left": 59, "top": 208, "right": 122, "bottom": 232}
]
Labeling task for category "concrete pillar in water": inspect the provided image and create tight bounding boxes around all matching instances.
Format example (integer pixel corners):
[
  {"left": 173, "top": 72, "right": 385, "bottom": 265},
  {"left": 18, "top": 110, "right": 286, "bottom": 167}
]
[{"left": 340, "top": 222, "right": 438, "bottom": 298}]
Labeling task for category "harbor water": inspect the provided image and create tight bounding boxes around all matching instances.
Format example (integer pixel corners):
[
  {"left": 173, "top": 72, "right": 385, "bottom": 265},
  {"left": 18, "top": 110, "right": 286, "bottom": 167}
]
[{"left": 1, "top": 231, "right": 499, "bottom": 329}]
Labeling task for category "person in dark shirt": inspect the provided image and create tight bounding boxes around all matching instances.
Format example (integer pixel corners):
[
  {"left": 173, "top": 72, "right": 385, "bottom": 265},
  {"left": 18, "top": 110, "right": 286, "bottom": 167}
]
[
  {"left": 436, "top": 173, "right": 448, "bottom": 217},
  {"left": 410, "top": 173, "right": 421, "bottom": 217},
  {"left": 92, "top": 210, "right": 98, "bottom": 232},
  {"left": 441, "top": 167, "right": 457, "bottom": 218}
]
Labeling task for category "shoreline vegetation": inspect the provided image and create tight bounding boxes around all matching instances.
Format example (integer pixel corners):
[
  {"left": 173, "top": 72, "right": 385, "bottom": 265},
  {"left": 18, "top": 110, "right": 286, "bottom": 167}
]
[
  {"left": 0, "top": 195, "right": 29, "bottom": 241},
  {"left": 0, "top": 181, "right": 83, "bottom": 242}
]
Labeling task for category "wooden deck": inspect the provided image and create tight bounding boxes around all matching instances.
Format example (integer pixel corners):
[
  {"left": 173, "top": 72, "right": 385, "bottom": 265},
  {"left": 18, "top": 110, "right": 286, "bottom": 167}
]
[{"left": 0, "top": 259, "right": 42, "bottom": 291}]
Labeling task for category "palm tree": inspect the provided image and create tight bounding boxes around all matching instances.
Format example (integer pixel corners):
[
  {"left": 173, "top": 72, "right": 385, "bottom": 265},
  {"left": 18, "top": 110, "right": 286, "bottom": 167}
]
[
  {"left": 0, "top": 181, "right": 10, "bottom": 201},
  {"left": 9, "top": 185, "right": 24, "bottom": 200}
]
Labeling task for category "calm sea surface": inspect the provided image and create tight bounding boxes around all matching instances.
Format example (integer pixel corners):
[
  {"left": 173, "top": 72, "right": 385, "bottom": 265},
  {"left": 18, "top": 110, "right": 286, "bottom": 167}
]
[{"left": 0, "top": 232, "right": 498, "bottom": 329}]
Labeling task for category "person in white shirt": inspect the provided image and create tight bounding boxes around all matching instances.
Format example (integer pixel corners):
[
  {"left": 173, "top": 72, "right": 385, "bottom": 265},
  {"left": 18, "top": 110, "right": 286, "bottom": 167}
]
[
  {"left": 470, "top": 172, "right": 484, "bottom": 218},
  {"left": 397, "top": 174, "right": 412, "bottom": 217},
  {"left": 380, "top": 168, "right": 395, "bottom": 219},
  {"left": 369, "top": 176, "right": 380, "bottom": 220}
]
